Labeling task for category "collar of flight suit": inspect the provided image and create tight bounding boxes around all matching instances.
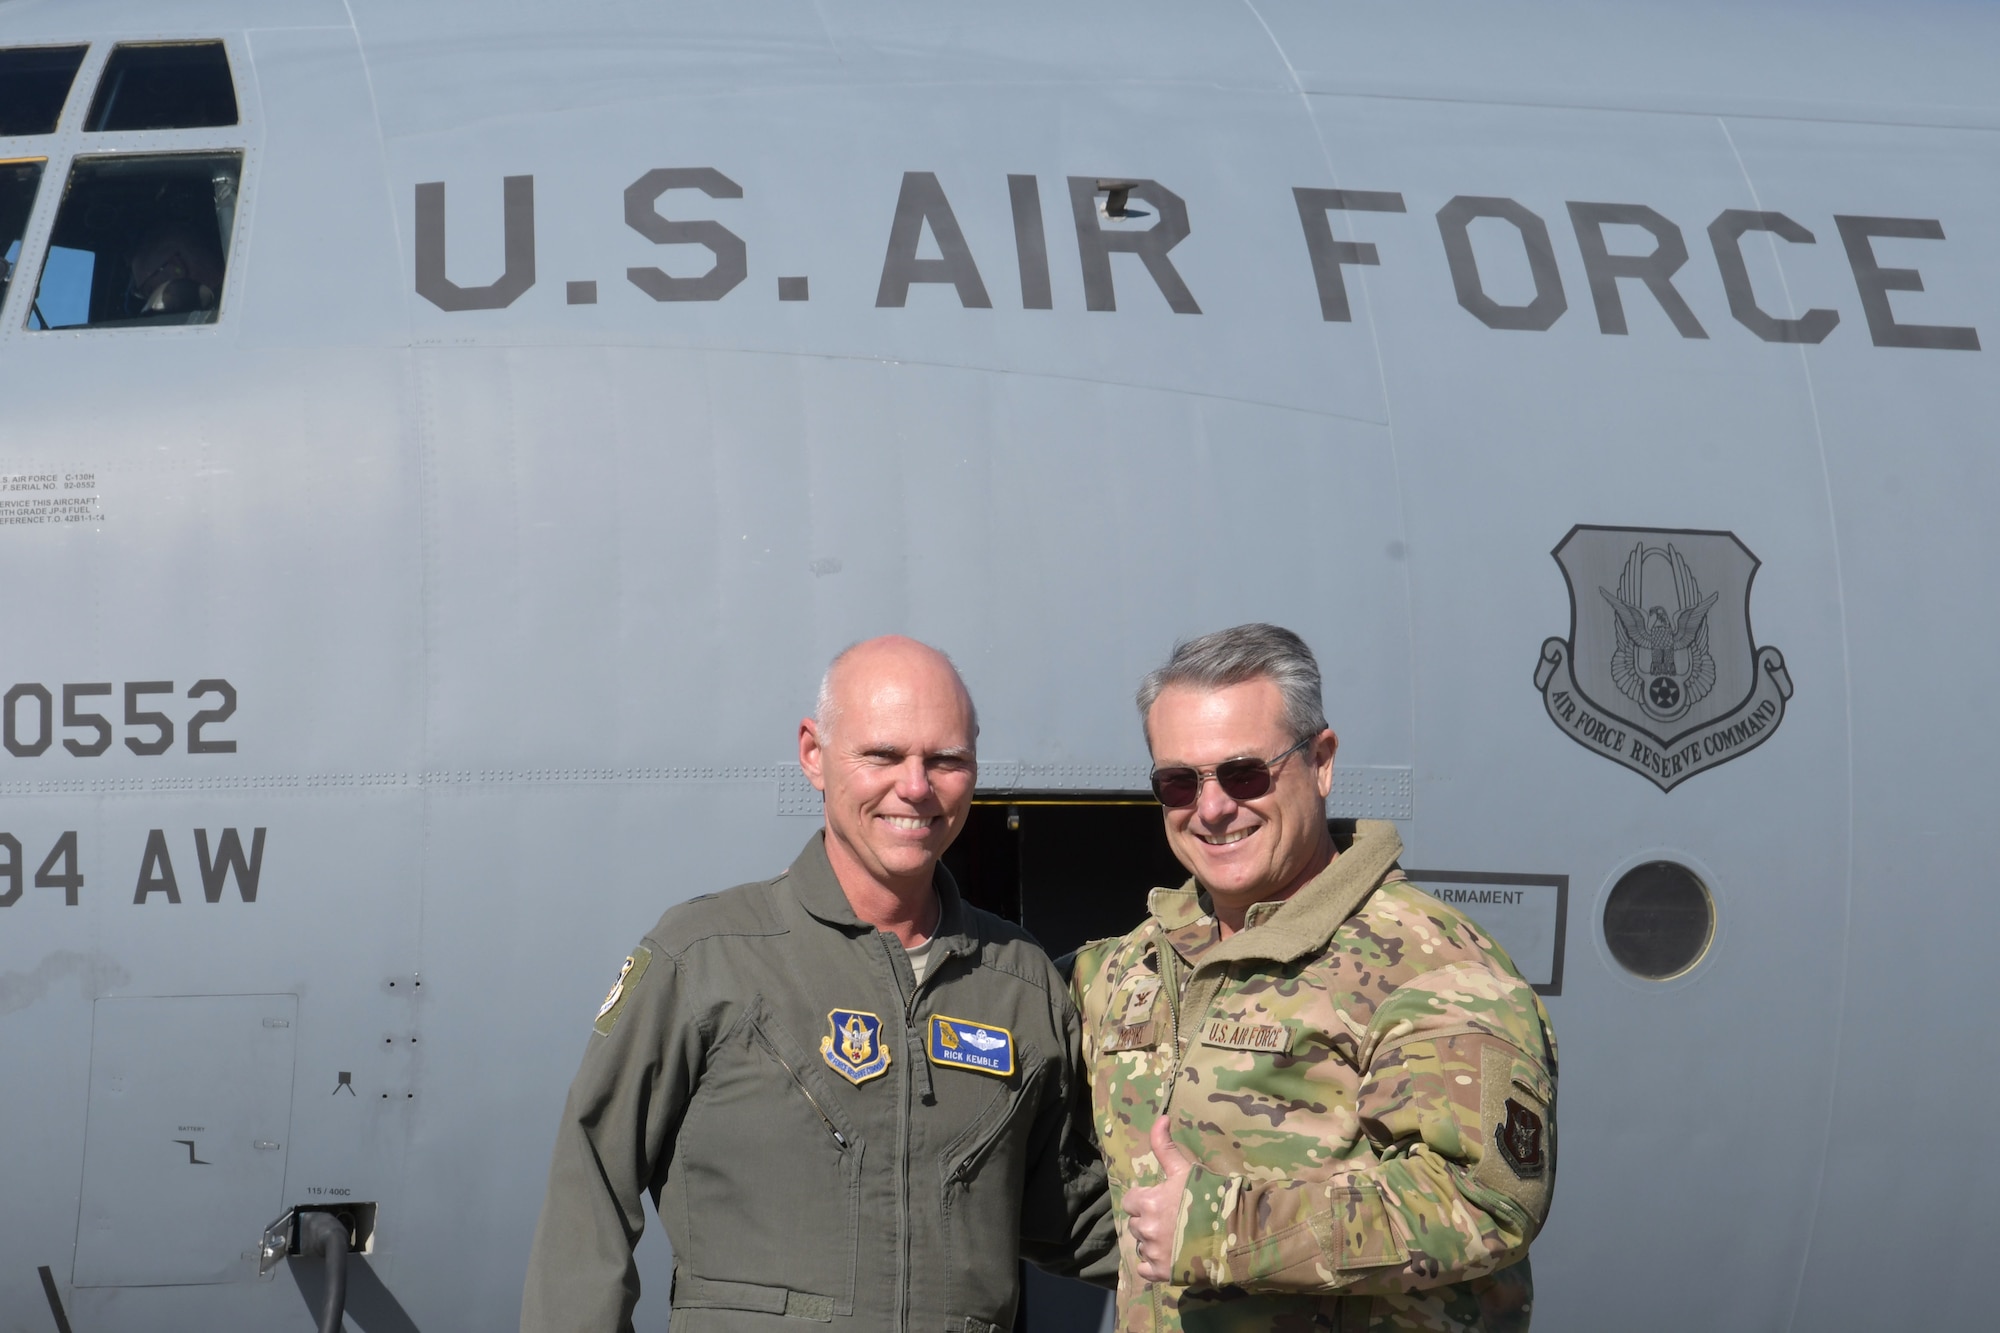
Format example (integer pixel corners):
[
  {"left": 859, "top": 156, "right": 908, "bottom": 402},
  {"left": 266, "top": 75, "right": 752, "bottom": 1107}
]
[
  {"left": 785, "top": 830, "right": 979, "bottom": 960},
  {"left": 1143, "top": 818, "right": 1405, "bottom": 968}
]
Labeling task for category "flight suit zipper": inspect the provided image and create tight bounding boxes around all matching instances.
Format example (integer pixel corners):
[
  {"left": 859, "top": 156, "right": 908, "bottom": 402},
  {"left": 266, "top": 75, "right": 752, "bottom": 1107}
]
[
  {"left": 943, "top": 1065, "right": 1041, "bottom": 1187},
  {"left": 766, "top": 1044, "right": 848, "bottom": 1149},
  {"left": 893, "top": 928, "right": 959, "bottom": 1333}
]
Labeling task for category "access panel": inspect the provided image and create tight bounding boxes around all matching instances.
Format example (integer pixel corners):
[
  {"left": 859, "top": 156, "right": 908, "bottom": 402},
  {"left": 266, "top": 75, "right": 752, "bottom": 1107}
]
[{"left": 73, "top": 994, "right": 297, "bottom": 1286}]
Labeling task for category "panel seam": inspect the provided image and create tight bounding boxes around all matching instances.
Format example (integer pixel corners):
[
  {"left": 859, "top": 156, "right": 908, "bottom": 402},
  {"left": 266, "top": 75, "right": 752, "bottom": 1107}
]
[{"left": 1716, "top": 115, "right": 1855, "bottom": 1333}]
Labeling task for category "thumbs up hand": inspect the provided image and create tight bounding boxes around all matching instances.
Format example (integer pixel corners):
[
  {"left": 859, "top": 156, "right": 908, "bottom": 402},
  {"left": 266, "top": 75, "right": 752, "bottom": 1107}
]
[{"left": 1124, "top": 1116, "right": 1196, "bottom": 1284}]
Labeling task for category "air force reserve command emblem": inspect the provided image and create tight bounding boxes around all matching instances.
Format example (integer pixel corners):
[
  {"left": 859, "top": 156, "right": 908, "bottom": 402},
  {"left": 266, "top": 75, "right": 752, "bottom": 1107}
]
[
  {"left": 1536, "top": 526, "right": 1793, "bottom": 791},
  {"left": 927, "top": 1015, "right": 1015, "bottom": 1077},
  {"left": 821, "top": 1008, "right": 891, "bottom": 1085},
  {"left": 1495, "top": 1098, "right": 1547, "bottom": 1178}
]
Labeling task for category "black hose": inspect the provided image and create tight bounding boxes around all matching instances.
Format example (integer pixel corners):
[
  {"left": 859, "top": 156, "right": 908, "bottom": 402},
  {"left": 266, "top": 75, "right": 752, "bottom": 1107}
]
[{"left": 296, "top": 1211, "right": 351, "bottom": 1333}]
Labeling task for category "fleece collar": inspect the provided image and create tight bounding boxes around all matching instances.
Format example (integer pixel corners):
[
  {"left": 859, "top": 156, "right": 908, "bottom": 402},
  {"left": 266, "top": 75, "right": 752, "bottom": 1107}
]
[{"left": 1143, "top": 819, "right": 1404, "bottom": 968}]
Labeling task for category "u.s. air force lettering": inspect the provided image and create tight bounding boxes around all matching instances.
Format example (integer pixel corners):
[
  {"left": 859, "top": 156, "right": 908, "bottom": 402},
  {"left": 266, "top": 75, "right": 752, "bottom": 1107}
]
[{"left": 1535, "top": 526, "right": 1793, "bottom": 791}]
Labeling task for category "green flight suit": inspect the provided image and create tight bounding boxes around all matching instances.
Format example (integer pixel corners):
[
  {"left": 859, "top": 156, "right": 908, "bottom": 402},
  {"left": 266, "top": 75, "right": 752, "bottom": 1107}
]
[{"left": 522, "top": 832, "right": 1116, "bottom": 1333}]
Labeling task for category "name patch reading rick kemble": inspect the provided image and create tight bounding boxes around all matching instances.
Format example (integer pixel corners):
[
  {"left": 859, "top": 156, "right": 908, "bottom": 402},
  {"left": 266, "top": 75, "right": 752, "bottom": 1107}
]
[
  {"left": 1200, "top": 1018, "right": 1291, "bottom": 1053},
  {"left": 928, "top": 1016, "right": 1015, "bottom": 1077}
]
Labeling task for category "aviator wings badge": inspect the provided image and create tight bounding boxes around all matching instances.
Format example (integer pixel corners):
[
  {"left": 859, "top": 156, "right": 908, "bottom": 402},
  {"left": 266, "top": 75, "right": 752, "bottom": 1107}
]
[{"left": 1535, "top": 526, "right": 1793, "bottom": 791}]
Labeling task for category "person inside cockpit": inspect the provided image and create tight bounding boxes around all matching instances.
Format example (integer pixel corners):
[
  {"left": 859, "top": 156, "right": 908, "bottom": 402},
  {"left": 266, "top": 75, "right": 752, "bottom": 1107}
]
[{"left": 125, "top": 223, "right": 223, "bottom": 318}]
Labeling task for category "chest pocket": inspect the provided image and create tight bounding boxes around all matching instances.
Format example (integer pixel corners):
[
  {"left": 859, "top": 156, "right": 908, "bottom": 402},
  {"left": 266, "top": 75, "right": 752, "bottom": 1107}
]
[
  {"left": 937, "top": 1046, "right": 1045, "bottom": 1328},
  {"left": 1099, "top": 973, "right": 1164, "bottom": 1052},
  {"left": 672, "top": 999, "right": 861, "bottom": 1315}
]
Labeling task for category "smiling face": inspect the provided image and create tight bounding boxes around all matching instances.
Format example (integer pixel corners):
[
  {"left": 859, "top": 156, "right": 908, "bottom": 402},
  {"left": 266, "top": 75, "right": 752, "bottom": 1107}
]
[
  {"left": 798, "top": 637, "right": 978, "bottom": 901},
  {"left": 1145, "top": 677, "right": 1337, "bottom": 926}
]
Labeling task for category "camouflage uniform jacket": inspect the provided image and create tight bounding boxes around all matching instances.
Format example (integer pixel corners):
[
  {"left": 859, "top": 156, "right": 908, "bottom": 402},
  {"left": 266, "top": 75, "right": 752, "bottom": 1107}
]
[{"left": 1069, "top": 820, "right": 1558, "bottom": 1333}]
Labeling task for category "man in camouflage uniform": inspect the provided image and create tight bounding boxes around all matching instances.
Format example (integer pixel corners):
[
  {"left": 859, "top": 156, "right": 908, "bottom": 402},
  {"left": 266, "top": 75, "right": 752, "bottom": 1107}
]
[{"left": 1069, "top": 624, "right": 1558, "bottom": 1332}]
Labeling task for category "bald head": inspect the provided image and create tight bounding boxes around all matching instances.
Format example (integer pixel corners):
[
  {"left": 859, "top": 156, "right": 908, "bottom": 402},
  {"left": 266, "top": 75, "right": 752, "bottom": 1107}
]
[
  {"left": 814, "top": 636, "right": 978, "bottom": 745},
  {"left": 799, "top": 635, "right": 980, "bottom": 904}
]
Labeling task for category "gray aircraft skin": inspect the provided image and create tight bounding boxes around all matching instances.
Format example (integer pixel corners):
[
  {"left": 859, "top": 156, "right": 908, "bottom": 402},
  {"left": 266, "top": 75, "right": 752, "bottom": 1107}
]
[{"left": 0, "top": 0, "right": 1994, "bottom": 1329}]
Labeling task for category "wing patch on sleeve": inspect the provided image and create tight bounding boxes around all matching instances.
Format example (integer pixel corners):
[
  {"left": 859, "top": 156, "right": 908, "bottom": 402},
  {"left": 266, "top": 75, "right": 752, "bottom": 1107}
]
[{"left": 594, "top": 946, "right": 652, "bottom": 1036}]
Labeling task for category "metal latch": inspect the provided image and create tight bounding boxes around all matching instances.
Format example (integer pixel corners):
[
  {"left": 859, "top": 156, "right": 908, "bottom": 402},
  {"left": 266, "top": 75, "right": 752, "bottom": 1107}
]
[{"left": 258, "top": 1208, "right": 296, "bottom": 1276}]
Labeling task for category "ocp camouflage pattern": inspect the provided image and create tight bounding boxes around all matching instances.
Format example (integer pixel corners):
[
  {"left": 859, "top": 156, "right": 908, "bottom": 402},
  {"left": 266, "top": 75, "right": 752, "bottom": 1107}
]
[{"left": 1070, "top": 820, "right": 1558, "bottom": 1332}]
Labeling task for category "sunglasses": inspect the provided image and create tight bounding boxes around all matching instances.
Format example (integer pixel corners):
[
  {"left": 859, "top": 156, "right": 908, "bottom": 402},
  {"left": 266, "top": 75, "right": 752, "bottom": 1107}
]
[{"left": 1148, "top": 734, "right": 1316, "bottom": 809}]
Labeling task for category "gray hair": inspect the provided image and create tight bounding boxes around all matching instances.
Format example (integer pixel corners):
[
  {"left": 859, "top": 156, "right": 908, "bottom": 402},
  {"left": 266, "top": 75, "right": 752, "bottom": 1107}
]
[
  {"left": 814, "top": 650, "right": 850, "bottom": 736},
  {"left": 1136, "top": 623, "right": 1328, "bottom": 746},
  {"left": 814, "top": 637, "right": 979, "bottom": 740}
]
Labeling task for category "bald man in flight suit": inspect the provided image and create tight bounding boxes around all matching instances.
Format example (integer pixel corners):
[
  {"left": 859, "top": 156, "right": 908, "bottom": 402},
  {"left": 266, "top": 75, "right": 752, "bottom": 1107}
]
[{"left": 522, "top": 635, "right": 1115, "bottom": 1333}]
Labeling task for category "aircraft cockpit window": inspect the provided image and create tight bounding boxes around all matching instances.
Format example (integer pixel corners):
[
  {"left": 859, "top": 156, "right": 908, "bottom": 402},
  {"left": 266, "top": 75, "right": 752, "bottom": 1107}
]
[
  {"left": 0, "top": 46, "right": 88, "bottom": 136},
  {"left": 28, "top": 153, "right": 240, "bottom": 330},
  {"left": 1, "top": 159, "right": 49, "bottom": 312},
  {"left": 85, "top": 42, "right": 237, "bottom": 132}
]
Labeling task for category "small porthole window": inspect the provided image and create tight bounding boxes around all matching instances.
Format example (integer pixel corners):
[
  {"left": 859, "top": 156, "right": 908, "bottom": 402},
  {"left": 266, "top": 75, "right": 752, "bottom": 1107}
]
[
  {"left": 1602, "top": 860, "right": 1714, "bottom": 980},
  {"left": 1, "top": 159, "right": 48, "bottom": 310},
  {"left": 29, "top": 153, "right": 240, "bottom": 330},
  {"left": 86, "top": 42, "right": 237, "bottom": 132},
  {"left": 0, "top": 46, "right": 88, "bottom": 136}
]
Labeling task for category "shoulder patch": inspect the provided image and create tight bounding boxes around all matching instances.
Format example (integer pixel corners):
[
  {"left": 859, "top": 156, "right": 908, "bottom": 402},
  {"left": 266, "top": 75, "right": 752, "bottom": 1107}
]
[
  {"left": 593, "top": 946, "right": 652, "bottom": 1036},
  {"left": 1475, "top": 1042, "right": 1555, "bottom": 1224},
  {"left": 1496, "top": 1097, "right": 1546, "bottom": 1176}
]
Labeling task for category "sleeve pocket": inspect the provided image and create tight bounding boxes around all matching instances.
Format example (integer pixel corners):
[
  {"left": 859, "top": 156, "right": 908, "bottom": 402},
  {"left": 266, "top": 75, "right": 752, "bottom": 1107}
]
[{"left": 1327, "top": 1181, "right": 1405, "bottom": 1271}]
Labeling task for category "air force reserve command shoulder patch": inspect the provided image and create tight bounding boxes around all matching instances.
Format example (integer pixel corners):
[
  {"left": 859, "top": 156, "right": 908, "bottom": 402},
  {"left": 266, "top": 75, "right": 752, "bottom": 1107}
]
[
  {"left": 593, "top": 947, "right": 652, "bottom": 1036},
  {"left": 928, "top": 1015, "right": 1015, "bottom": 1077},
  {"left": 821, "top": 1008, "right": 891, "bottom": 1085},
  {"left": 1496, "top": 1097, "right": 1547, "bottom": 1178}
]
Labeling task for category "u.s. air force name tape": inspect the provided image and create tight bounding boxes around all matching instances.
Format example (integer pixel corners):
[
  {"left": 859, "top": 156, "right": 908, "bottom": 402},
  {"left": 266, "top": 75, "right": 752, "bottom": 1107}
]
[
  {"left": 928, "top": 1015, "right": 1014, "bottom": 1077},
  {"left": 1199, "top": 1017, "right": 1292, "bottom": 1053}
]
